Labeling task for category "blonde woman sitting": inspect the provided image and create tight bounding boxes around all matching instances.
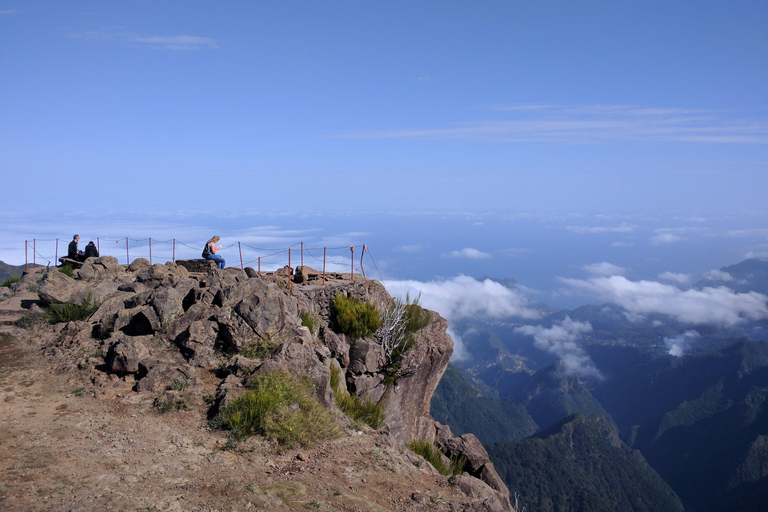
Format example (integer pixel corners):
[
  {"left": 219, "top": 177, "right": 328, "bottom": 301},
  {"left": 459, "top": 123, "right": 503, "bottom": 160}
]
[{"left": 202, "top": 236, "right": 225, "bottom": 269}]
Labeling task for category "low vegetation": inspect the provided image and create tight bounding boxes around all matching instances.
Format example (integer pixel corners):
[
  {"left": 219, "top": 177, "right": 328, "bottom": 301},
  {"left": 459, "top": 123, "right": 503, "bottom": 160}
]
[
  {"left": 46, "top": 292, "right": 99, "bottom": 323},
  {"left": 218, "top": 370, "right": 338, "bottom": 449},
  {"left": 58, "top": 265, "right": 74, "bottom": 278},
  {"left": 1, "top": 276, "right": 20, "bottom": 288},
  {"left": 376, "top": 294, "right": 431, "bottom": 384},
  {"left": 330, "top": 365, "right": 385, "bottom": 429},
  {"left": 332, "top": 295, "right": 381, "bottom": 340},
  {"left": 298, "top": 311, "right": 316, "bottom": 334},
  {"left": 239, "top": 337, "right": 278, "bottom": 359},
  {"left": 408, "top": 439, "right": 466, "bottom": 476}
]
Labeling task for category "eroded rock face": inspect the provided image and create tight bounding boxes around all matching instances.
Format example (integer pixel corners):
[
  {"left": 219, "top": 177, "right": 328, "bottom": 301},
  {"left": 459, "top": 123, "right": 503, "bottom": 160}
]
[{"left": 32, "top": 263, "right": 511, "bottom": 511}]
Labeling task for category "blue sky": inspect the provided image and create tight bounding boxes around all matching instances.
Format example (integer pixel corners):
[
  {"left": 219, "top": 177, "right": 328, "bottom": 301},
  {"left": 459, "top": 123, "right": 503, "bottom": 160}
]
[{"left": 2, "top": 2, "right": 768, "bottom": 329}]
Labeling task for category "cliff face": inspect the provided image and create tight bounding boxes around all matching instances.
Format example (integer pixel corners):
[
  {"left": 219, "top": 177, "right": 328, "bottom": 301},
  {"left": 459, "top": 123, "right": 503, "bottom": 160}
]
[{"left": 8, "top": 257, "right": 512, "bottom": 511}]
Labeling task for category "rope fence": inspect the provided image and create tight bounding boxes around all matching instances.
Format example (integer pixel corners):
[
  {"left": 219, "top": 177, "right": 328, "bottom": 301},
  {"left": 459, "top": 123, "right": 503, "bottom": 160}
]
[{"left": 23, "top": 237, "right": 384, "bottom": 282}]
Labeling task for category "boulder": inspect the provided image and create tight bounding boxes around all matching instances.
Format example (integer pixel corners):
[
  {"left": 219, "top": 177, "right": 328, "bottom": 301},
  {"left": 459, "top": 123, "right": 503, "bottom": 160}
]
[
  {"left": 129, "top": 258, "right": 151, "bottom": 272},
  {"left": 321, "top": 328, "right": 350, "bottom": 366},
  {"left": 348, "top": 339, "right": 384, "bottom": 374},
  {"left": 175, "top": 319, "right": 219, "bottom": 368},
  {"left": 37, "top": 269, "right": 89, "bottom": 306},
  {"left": 77, "top": 256, "right": 121, "bottom": 281},
  {"left": 107, "top": 335, "right": 151, "bottom": 374},
  {"left": 135, "top": 353, "right": 191, "bottom": 393},
  {"left": 176, "top": 259, "right": 217, "bottom": 273},
  {"left": 439, "top": 433, "right": 510, "bottom": 503}
]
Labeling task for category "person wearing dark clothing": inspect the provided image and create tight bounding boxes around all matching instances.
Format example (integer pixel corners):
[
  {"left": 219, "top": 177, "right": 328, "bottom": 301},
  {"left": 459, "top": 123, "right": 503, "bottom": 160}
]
[
  {"left": 203, "top": 235, "right": 225, "bottom": 269},
  {"left": 68, "top": 235, "right": 85, "bottom": 262},
  {"left": 84, "top": 241, "right": 99, "bottom": 259}
]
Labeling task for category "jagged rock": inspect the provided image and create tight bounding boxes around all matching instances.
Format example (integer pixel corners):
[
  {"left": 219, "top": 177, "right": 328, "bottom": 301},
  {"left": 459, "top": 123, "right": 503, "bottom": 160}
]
[
  {"left": 129, "top": 258, "right": 151, "bottom": 272},
  {"left": 217, "top": 374, "right": 245, "bottom": 409},
  {"left": 234, "top": 281, "right": 301, "bottom": 337},
  {"left": 215, "top": 307, "right": 257, "bottom": 353},
  {"left": 135, "top": 354, "right": 192, "bottom": 393},
  {"left": 439, "top": 433, "right": 510, "bottom": 503},
  {"left": 176, "top": 259, "right": 216, "bottom": 273},
  {"left": 222, "top": 355, "right": 262, "bottom": 377},
  {"left": 321, "top": 328, "right": 350, "bottom": 367},
  {"left": 348, "top": 339, "right": 384, "bottom": 374},
  {"left": 244, "top": 266, "right": 258, "bottom": 278},
  {"left": 168, "top": 302, "right": 218, "bottom": 343},
  {"left": 175, "top": 320, "right": 219, "bottom": 368},
  {"left": 113, "top": 305, "right": 161, "bottom": 336},
  {"left": 449, "top": 475, "right": 510, "bottom": 512},
  {"left": 135, "top": 263, "right": 186, "bottom": 289},
  {"left": 38, "top": 269, "right": 90, "bottom": 305},
  {"left": 77, "top": 256, "right": 121, "bottom": 281},
  {"left": 348, "top": 374, "right": 386, "bottom": 403},
  {"left": 294, "top": 265, "right": 320, "bottom": 284},
  {"left": 381, "top": 313, "right": 453, "bottom": 443},
  {"left": 107, "top": 335, "right": 151, "bottom": 374},
  {"left": 147, "top": 278, "right": 197, "bottom": 326}
]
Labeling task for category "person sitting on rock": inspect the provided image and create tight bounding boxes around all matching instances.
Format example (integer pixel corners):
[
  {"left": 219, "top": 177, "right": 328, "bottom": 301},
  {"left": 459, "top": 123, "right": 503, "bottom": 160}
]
[
  {"left": 84, "top": 241, "right": 99, "bottom": 259},
  {"left": 68, "top": 234, "right": 85, "bottom": 262},
  {"left": 203, "top": 235, "right": 225, "bottom": 269}
]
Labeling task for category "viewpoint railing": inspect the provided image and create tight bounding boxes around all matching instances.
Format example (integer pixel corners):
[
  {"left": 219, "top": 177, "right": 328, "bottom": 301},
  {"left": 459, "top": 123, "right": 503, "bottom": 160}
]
[{"left": 23, "top": 238, "right": 382, "bottom": 283}]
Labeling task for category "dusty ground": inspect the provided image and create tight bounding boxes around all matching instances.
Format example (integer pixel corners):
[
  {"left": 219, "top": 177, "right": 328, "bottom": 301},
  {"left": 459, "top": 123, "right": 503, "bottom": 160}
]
[{"left": 0, "top": 287, "right": 485, "bottom": 512}]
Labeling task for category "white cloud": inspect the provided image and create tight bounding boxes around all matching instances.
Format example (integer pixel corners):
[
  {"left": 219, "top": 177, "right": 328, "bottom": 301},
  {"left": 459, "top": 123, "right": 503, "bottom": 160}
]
[
  {"left": 444, "top": 248, "right": 492, "bottom": 260},
  {"left": 516, "top": 317, "right": 603, "bottom": 379},
  {"left": 70, "top": 29, "right": 219, "bottom": 50},
  {"left": 396, "top": 244, "right": 428, "bottom": 254},
  {"left": 611, "top": 241, "right": 634, "bottom": 247},
  {"left": 333, "top": 104, "right": 768, "bottom": 144},
  {"left": 446, "top": 328, "right": 469, "bottom": 362},
  {"left": 566, "top": 223, "right": 635, "bottom": 234},
  {"left": 703, "top": 269, "right": 734, "bottom": 282},
  {"left": 582, "top": 262, "right": 627, "bottom": 277},
  {"left": 560, "top": 275, "right": 768, "bottom": 326},
  {"left": 649, "top": 233, "right": 684, "bottom": 245},
  {"left": 658, "top": 272, "right": 692, "bottom": 286},
  {"left": 384, "top": 275, "right": 540, "bottom": 322},
  {"left": 664, "top": 330, "right": 701, "bottom": 357}
]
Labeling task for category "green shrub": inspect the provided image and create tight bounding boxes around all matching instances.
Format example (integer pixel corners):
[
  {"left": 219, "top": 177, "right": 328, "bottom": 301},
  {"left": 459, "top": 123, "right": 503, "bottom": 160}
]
[
  {"left": 59, "top": 265, "right": 74, "bottom": 278},
  {"left": 170, "top": 377, "right": 190, "bottom": 391},
  {"left": 299, "top": 311, "right": 316, "bottom": 334},
  {"left": 240, "top": 337, "right": 278, "bottom": 359},
  {"left": 1, "top": 276, "right": 20, "bottom": 288},
  {"left": 218, "top": 371, "right": 338, "bottom": 448},
  {"left": 408, "top": 439, "right": 466, "bottom": 476},
  {"left": 156, "top": 397, "right": 190, "bottom": 413},
  {"left": 330, "top": 365, "right": 385, "bottom": 429},
  {"left": 46, "top": 292, "right": 99, "bottom": 323},
  {"left": 333, "top": 295, "right": 381, "bottom": 340}
]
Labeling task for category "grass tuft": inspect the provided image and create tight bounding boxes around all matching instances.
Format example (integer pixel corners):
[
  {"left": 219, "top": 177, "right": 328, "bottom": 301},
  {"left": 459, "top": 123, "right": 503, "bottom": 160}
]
[
  {"left": 240, "top": 337, "right": 278, "bottom": 359},
  {"left": 218, "top": 370, "right": 338, "bottom": 449},
  {"left": 1, "top": 276, "right": 20, "bottom": 288},
  {"left": 58, "top": 265, "right": 74, "bottom": 278},
  {"left": 46, "top": 292, "right": 99, "bottom": 323},
  {"left": 299, "top": 311, "right": 316, "bottom": 334},
  {"left": 330, "top": 365, "right": 385, "bottom": 429},
  {"left": 408, "top": 439, "right": 466, "bottom": 476}
]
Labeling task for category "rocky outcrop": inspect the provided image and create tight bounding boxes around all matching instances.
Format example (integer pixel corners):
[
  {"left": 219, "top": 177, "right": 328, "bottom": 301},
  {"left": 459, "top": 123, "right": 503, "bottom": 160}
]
[{"left": 28, "top": 262, "right": 513, "bottom": 511}]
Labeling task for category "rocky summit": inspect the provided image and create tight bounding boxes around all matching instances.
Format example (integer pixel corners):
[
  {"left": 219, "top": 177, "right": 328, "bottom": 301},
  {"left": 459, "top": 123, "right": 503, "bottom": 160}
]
[{"left": 0, "top": 257, "right": 514, "bottom": 512}]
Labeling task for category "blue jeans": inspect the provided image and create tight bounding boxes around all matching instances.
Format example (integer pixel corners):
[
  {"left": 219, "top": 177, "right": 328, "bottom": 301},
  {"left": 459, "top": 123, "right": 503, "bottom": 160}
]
[{"left": 207, "top": 253, "right": 225, "bottom": 269}]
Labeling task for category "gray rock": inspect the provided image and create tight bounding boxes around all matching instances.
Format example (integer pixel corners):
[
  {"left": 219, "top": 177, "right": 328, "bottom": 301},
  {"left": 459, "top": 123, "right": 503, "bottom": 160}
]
[
  {"left": 77, "top": 256, "right": 122, "bottom": 281},
  {"left": 348, "top": 339, "right": 384, "bottom": 374},
  {"left": 38, "top": 269, "right": 89, "bottom": 305},
  {"left": 108, "top": 336, "right": 151, "bottom": 374},
  {"left": 129, "top": 258, "right": 151, "bottom": 272}
]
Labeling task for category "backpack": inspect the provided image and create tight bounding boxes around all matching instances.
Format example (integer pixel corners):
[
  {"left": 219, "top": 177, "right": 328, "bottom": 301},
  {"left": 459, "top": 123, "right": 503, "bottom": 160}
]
[{"left": 202, "top": 241, "right": 211, "bottom": 258}]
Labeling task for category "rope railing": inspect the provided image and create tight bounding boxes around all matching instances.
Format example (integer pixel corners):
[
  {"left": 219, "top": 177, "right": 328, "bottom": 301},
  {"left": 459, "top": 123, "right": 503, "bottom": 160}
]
[{"left": 22, "top": 237, "right": 384, "bottom": 282}]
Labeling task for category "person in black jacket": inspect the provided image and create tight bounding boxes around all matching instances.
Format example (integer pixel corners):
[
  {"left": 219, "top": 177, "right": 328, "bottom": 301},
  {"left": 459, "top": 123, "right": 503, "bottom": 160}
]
[
  {"left": 68, "top": 234, "right": 85, "bottom": 262},
  {"left": 84, "top": 241, "right": 99, "bottom": 259}
]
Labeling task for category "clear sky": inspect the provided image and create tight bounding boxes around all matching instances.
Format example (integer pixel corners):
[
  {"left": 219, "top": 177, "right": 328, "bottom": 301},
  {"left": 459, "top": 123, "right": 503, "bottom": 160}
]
[{"left": 2, "top": 2, "right": 767, "bottom": 319}]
